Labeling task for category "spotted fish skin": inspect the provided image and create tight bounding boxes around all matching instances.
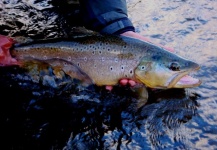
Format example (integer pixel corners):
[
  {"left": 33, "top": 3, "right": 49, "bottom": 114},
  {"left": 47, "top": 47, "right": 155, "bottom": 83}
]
[
  {"left": 11, "top": 35, "right": 143, "bottom": 86},
  {"left": 11, "top": 34, "right": 201, "bottom": 88}
]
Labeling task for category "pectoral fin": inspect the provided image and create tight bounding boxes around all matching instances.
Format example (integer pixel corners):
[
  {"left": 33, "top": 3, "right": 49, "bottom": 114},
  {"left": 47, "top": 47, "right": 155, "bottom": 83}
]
[
  {"left": 131, "top": 84, "right": 149, "bottom": 108},
  {"left": 46, "top": 58, "right": 93, "bottom": 86}
]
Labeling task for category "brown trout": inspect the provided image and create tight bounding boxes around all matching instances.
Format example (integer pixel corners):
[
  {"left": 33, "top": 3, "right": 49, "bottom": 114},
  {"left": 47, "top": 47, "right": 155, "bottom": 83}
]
[{"left": 10, "top": 34, "right": 201, "bottom": 89}]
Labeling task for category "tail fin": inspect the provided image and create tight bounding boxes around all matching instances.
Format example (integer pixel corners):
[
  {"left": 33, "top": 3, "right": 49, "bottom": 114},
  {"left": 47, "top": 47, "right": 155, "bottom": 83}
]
[{"left": 0, "top": 34, "right": 19, "bottom": 66}]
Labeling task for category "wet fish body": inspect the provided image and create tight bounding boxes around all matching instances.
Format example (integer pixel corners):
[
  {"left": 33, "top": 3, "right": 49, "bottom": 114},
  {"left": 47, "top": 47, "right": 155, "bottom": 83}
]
[{"left": 11, "top": 35, "right": 201, "bottom": 89}]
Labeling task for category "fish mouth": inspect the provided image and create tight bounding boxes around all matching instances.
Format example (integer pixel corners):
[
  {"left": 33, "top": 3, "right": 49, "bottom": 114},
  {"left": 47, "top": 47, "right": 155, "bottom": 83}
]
[{"left": 167, "top": 65, "right": 201, "bottom": 88}]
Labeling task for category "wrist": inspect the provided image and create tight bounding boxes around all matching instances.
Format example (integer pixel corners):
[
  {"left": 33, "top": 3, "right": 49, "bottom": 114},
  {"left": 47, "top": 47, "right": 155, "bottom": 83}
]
[{"left": 121, "top": 31, "right": 152, "bottom": 43}]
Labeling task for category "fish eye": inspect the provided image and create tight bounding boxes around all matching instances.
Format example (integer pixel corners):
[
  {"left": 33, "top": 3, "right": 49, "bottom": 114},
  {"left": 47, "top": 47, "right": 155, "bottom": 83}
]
[{"left": 169, "top": 62, "right": 180, "bottom": 71}]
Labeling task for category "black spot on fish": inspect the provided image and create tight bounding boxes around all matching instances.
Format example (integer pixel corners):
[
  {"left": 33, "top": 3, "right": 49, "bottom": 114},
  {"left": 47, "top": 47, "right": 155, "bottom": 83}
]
[
  {"left": 130, "top": 70, "right": 133, "bottom": 74},
  {"left": 77, "top": 63, "right": 80, "bottom": 67},
  {"left": 110, "top": 66, "right": 113, "bottom": 71},
  {"left": 92, "top": 51, "right": 95, "bottom": 55},
  {"left": 141, "top": 66, "right": 145, "bottom": 70}
]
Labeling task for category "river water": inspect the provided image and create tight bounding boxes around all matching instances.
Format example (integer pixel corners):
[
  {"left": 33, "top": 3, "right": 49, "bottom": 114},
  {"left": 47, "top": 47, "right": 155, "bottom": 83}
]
[
  {"left": 127, "top": 0, "right": 217, "bottom": 149},
  {"left": 0, "top": 0, "right": 217, "bottom": 149}
]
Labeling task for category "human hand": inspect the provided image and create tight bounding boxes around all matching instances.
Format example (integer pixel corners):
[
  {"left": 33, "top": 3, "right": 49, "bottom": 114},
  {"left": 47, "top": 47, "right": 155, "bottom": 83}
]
[{"left": 120, "top": 31, "right": 175, "bottom": 52}]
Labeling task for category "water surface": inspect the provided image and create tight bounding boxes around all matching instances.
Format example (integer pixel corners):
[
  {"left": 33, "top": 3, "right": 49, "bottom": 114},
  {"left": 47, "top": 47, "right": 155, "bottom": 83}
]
[{"left": 127, "top": 0, "right": 217, "bottom": 149}]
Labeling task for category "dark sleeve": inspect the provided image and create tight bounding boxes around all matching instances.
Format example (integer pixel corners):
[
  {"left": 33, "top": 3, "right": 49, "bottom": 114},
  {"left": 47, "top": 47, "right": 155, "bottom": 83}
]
[{"left": 79, "top": 0, "right": 135, "bottom": 35}]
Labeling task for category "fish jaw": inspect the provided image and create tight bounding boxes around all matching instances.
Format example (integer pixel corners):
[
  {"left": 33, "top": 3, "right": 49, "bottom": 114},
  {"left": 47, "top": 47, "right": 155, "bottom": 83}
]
[
  {"left": 167, "top": 65, "right": 201, "bottom": 88},
  {"left": 135, "top": 61, "right": 201, "bottom": 89}
]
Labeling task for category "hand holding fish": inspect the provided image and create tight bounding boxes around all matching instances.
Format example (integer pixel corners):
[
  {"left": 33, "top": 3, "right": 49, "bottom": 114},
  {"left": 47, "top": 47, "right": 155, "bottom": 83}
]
[{"left": 121, "top": 31, "right": 175, "bottom": 52}]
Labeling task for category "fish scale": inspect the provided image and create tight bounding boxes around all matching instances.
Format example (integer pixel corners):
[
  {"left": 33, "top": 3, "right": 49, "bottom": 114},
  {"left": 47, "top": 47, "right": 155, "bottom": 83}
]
[{"left": 11, "top": 34, "right": 201, "bottom": 88}]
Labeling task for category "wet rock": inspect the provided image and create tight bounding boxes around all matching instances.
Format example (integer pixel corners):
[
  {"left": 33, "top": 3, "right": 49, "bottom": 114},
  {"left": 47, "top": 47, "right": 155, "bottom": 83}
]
[{"left": 0, "top": 0, "right": 82, "bottom": 38}]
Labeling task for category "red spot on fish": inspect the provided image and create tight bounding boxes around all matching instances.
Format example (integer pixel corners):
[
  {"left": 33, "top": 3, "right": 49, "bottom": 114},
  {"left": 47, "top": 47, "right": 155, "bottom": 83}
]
[{"left": 0, "top": 35, "right": 19, "bottom": 66}]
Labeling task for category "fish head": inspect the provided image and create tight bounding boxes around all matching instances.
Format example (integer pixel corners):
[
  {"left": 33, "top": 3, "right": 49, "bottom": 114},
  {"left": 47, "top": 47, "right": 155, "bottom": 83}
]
[{"left": 135, "top": 51, "right": 201, "bottom": 89}]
